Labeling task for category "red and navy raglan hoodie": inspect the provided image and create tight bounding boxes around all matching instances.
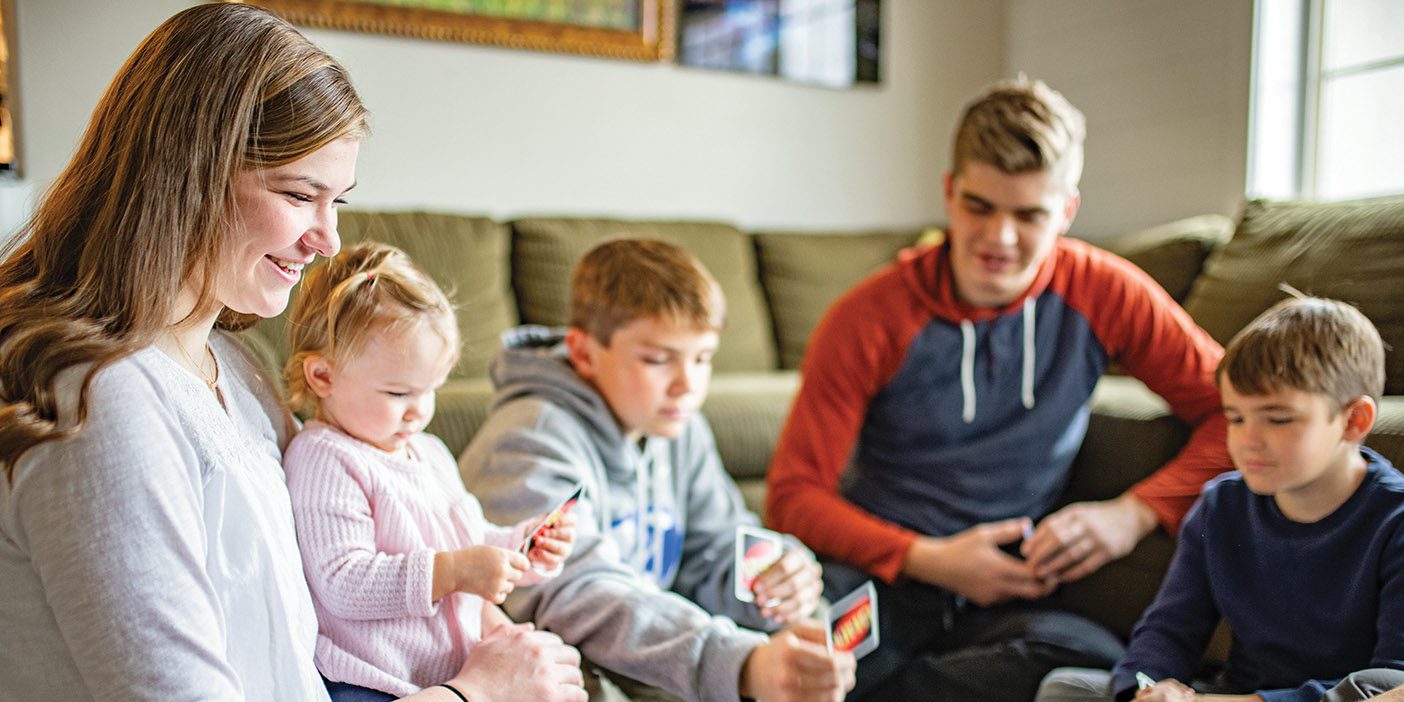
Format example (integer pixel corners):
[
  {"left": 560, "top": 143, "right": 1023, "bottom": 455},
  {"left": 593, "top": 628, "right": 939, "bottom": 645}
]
[{"left": 766, "top": 237, "right": 1231, "bottom": 583}]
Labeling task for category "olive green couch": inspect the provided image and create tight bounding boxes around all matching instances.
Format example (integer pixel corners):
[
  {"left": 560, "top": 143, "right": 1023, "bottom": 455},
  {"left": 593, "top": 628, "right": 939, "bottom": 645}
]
[{"left": 241, "top": 196, "right": 1404, "bottom": 642}]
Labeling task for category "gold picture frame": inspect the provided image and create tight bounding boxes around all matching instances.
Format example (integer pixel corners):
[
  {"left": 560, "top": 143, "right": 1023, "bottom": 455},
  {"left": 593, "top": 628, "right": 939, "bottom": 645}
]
[{"left": 229, "top": 0, "right": 673, "bottom": 61}]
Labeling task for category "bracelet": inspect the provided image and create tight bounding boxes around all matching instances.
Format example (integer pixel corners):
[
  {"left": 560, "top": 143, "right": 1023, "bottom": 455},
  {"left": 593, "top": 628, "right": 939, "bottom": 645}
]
[{"left": 436, "top": 683, "right": 470, "bottom": 701}]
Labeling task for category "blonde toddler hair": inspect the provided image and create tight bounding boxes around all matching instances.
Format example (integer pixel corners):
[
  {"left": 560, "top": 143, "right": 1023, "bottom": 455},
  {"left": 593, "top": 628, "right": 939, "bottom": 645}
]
[{"left": 284, "top": 241, "right": 458, "bottom": 415}]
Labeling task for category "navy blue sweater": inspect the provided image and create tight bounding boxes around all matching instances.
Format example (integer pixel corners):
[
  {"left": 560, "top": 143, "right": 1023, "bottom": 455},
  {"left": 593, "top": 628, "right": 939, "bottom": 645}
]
[{"left": 1113, "top": 448, "right": 1404, "bottom": 702}]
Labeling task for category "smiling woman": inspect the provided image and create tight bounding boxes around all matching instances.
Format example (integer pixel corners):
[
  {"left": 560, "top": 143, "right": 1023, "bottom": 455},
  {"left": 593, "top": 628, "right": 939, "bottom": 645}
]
[{"left": 0, "top": 4, "right": 582, "bottom": 701}]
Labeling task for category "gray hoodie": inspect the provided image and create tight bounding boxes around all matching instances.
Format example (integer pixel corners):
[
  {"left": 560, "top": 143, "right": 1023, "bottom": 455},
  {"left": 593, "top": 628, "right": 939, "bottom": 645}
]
[{"left": 459, "top": 326, "right": 772, "bottom": 702}]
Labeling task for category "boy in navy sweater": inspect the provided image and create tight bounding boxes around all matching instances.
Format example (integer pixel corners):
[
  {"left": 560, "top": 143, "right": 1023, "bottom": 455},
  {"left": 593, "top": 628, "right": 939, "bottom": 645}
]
[{"left": 1037, "top": 295, "right": 1404, "bottom": 702}]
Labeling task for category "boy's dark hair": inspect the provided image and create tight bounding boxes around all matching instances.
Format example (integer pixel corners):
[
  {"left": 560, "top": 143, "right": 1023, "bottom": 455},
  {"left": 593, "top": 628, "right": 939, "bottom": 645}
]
[
  {"left": 1217, "top": 295, "right": 1385, "bottom": 408},
  {"left": 569, "top": 238, "right": 725, "bottom": 346}
]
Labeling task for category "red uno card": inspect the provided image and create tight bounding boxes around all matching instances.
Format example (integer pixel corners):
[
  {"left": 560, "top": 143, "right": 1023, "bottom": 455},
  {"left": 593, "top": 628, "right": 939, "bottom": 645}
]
[
  {"left": 518, "top": 483, "right": 584, "bottom": 555},
  {"left": 826, "top": 581, "right": 879, "bottom": 660},
  {"left": 734, "top": 525, "right": 784, "bottom": 603}
]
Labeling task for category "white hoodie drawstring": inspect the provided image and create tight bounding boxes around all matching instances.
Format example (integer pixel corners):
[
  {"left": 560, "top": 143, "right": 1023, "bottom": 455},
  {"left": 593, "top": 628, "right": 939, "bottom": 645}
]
[
  {"left": 633, "top": 451, "right": 647, "bottom": 576},
  {"left": 651, "top": 450, "right": 668, "bottom": 583},
  {"left": 959, "top": 297, "right": 1037, "bottom": 424},
  {"left": 1022, "top": 296, "right": 1036, "bottom": 410},
  {"left": 960, "top": 320, "right": 976, "bottom": 423}
]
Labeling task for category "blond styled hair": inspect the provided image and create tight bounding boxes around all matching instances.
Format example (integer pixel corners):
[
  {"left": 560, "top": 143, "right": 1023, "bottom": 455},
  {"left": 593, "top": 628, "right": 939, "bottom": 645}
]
[
  {"left": 1218, "top": 296, "right": 1386, "bottom": 409},
  {"left": 569, "top": 239, "right": 725, "bottom": 346},
  {"left": 0, "top": 3, "right": 368, "bottom": 475},
  {"left": 952, "top": 76, "right": 1086, "bottom": 192},
  {"left": 284, "top": 241, "right": 458, "bottom": 415}
]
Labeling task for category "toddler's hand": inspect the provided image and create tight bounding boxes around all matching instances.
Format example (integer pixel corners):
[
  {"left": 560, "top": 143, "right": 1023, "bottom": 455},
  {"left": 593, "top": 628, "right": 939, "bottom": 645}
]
[
  {"left": 527, "top": 512, "right": 576, "bottom": 571},
  {"left": 456, "top": 545, "right": 529, "bottom": 603}
]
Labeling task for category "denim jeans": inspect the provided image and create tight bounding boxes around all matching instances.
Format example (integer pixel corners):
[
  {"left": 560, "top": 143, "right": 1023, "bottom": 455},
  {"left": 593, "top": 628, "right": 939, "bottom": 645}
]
[{"left": 324, "top": 679, "right": 397, "bottom": 702}]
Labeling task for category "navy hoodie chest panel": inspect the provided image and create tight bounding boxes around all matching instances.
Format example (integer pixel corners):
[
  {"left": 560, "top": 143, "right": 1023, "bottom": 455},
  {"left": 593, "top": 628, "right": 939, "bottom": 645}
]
[{"left": 843, "top": 291, "right": 1109, "bottom": 537}]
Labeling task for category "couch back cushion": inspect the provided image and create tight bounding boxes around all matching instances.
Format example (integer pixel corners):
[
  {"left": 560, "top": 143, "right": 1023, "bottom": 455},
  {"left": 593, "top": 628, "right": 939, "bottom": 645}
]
[
  {"left": 243, "top": 211, "right": 516, "bottom": 382},
  {"left": 754, "top": 230, "right": 925, "bottom": 369},
  {"left": 1183, "top": 197, "right": 1404, "bottom": 394},
  {"left": 511, "top": 218, "right": 776, "bottom": 372},
  {"left": 1110, "top": 214, "right": 1233, "bottom": 303}
]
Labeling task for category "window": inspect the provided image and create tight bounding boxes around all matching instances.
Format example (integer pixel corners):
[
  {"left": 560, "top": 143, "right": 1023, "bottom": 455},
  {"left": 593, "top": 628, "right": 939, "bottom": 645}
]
[{"left": 1248, "top": 0, "right": 1404, "bottom": 200}]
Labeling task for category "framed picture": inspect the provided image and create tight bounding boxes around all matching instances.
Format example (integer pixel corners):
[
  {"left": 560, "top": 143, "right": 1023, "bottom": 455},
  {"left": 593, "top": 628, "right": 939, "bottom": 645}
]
[
  {"left": 678, "top": 0, "right": 879, "bottom": 88},
  {"left": 230, "top": 0, "right": 673, "bottom": 61}
]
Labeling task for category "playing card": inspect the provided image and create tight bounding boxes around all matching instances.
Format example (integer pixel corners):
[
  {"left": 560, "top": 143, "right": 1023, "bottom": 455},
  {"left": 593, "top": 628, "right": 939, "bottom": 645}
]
[
  {"left": 733, "top": 525, "right": 784, "bottom": 603},
  {"left": 518, "top": 483, "right": 584, "bottom": 555},
  {"left": 826, "top": 580, "right": 879, "bottom": 660}
]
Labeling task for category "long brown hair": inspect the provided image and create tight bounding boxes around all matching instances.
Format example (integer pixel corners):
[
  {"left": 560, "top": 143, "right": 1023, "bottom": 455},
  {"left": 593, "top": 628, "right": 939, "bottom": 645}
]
[{"left": 0, "top": 3, "right": 368, "bottom": 476}]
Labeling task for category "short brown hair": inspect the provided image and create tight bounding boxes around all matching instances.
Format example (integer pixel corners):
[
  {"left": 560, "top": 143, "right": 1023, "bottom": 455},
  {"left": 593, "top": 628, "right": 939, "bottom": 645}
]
[
  {"left": 952, "top": 76, "right": 1085, "bottom": 192},
  {"left": 284, "top": 241, "right": 458, "bottom": 414},
  {"left": 569, "top": 239, "right": 725, "bottom": 346},
  {"left": 1217, "top": 296, "right": 1385, "bottom": 408}
]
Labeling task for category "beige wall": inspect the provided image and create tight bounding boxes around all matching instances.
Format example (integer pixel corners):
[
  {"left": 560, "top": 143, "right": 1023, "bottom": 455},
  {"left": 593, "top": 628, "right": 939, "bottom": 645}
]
[
  {"left": 0, "top": 0, "right": 1000, "bottom": 239},
  {"left": 1005, "top": 0, "right": 1254, "bottom": 241},
  {"left": 0, "top": 1, "right": 1255, "bottom": 244}
]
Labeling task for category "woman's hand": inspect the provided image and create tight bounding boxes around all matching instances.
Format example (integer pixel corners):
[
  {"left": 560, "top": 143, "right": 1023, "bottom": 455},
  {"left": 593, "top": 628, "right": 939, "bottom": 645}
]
[{"left": 446, "top": 622, "right": 586, "bottom": 702}]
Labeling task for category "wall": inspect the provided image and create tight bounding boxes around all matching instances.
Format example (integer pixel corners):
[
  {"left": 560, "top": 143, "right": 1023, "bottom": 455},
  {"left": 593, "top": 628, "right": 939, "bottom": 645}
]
[
  {"left": 1005, "top": 0, "right": 1255, "bottom": 240},
  {"left": 0, "top": 0, "right": 1002, "bottom": 240}
]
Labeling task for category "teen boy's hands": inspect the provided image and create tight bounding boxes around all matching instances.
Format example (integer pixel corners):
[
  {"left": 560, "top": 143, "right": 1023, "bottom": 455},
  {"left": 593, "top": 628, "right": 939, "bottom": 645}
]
[
  {"left": 901, "top": 517, "right": 1056, "bottom": 607},
  {"left": 739, "top": 623, "right": 856, "bottom": 702},
  {"left": 1023, "top": 493, "right": 1158, "bottom": 584},
  {"left": 752, "top": 549, "right": 824, "bottom": 624}
]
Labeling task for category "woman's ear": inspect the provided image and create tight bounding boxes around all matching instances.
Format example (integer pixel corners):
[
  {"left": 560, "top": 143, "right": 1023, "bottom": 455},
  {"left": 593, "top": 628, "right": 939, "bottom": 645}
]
[
  {"left": 303, "top": 354, "right": 335, "bottom": 399},
  {"left": 1342, "top": 395, "right": 1378, "bottom": 443}
]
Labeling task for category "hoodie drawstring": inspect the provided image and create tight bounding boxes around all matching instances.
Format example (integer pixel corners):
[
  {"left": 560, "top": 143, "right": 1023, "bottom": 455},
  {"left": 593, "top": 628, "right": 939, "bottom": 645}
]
[
  {"left": 958, "top": 297, "right": 1037, "bottom": 424},
  {"left": 960, "top": 320, "right": 976, "bottom": 423},
  {"left": 633, "top": 452, "right": 647, "bottom": 576},
  {"left": 1022, "top": 296, "right": 1036, "bottom": 411}
]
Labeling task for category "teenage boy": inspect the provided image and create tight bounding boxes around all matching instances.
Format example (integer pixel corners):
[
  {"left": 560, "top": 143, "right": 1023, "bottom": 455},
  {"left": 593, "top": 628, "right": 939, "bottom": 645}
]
[
  {"left": 461, "top": 239, "right": 855, "bottom": 702},
  {"left": 1036, "top": 296, "right": 1404, "bottom": 702},
  {"left": 766, "top": 76, "right": 1233, "bottom": 701}
]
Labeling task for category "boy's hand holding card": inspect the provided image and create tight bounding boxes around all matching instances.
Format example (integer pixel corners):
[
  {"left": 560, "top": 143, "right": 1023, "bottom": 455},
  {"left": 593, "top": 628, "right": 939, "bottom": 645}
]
[
  {"left": 826, "top": 581, "right": 879, "bottom": 660},
  {"left": 734, "top": 525, "right": 784, "bottom": 604}
]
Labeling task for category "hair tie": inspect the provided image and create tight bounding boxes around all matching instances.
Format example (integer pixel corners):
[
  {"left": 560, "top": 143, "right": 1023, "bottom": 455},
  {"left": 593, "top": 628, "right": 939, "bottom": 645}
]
[{"left": 365, "top": 271, "right": 375, "bottom": 282}]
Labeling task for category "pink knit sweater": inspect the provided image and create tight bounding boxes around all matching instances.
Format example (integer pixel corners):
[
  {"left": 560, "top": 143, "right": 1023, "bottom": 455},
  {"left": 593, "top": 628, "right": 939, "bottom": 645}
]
[{"left": 284, "top": 421, "right": 546, "bottom": 696}]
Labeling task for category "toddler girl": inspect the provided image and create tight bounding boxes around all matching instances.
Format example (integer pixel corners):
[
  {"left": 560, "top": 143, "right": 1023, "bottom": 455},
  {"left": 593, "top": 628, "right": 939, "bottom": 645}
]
[{"left": 282, "top": 242, "right": 575, "bottom": 700}]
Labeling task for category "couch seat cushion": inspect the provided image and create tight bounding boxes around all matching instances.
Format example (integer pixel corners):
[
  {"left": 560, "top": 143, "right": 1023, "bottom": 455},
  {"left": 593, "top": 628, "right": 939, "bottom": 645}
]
[
  {"left": 702, "top": 371, "right": 801, "bottom": 482},
  {"left": 511, "top": 219, "right": 777, "bottom": 373},
  {"left": 1183, "top": 197, "right": 1404, "bottom": 394}
]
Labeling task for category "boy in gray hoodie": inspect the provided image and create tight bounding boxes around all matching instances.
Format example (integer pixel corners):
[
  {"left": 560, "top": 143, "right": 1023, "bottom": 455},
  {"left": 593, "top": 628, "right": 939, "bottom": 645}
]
[{"left": 460, "top": 239, "right": 856, "bottom": 702}]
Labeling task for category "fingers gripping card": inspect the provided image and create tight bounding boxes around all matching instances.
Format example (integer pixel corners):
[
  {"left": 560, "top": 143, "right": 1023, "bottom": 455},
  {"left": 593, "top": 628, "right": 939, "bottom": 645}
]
[
  {"left": 826, "top": 581, "right": 879, "bottom": 660},
  {"left": 518, "top": 483, "right": 584, "bottom": 555},
  {"left": 734, "top": 525, "right": 784, "bottom": 603}
]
